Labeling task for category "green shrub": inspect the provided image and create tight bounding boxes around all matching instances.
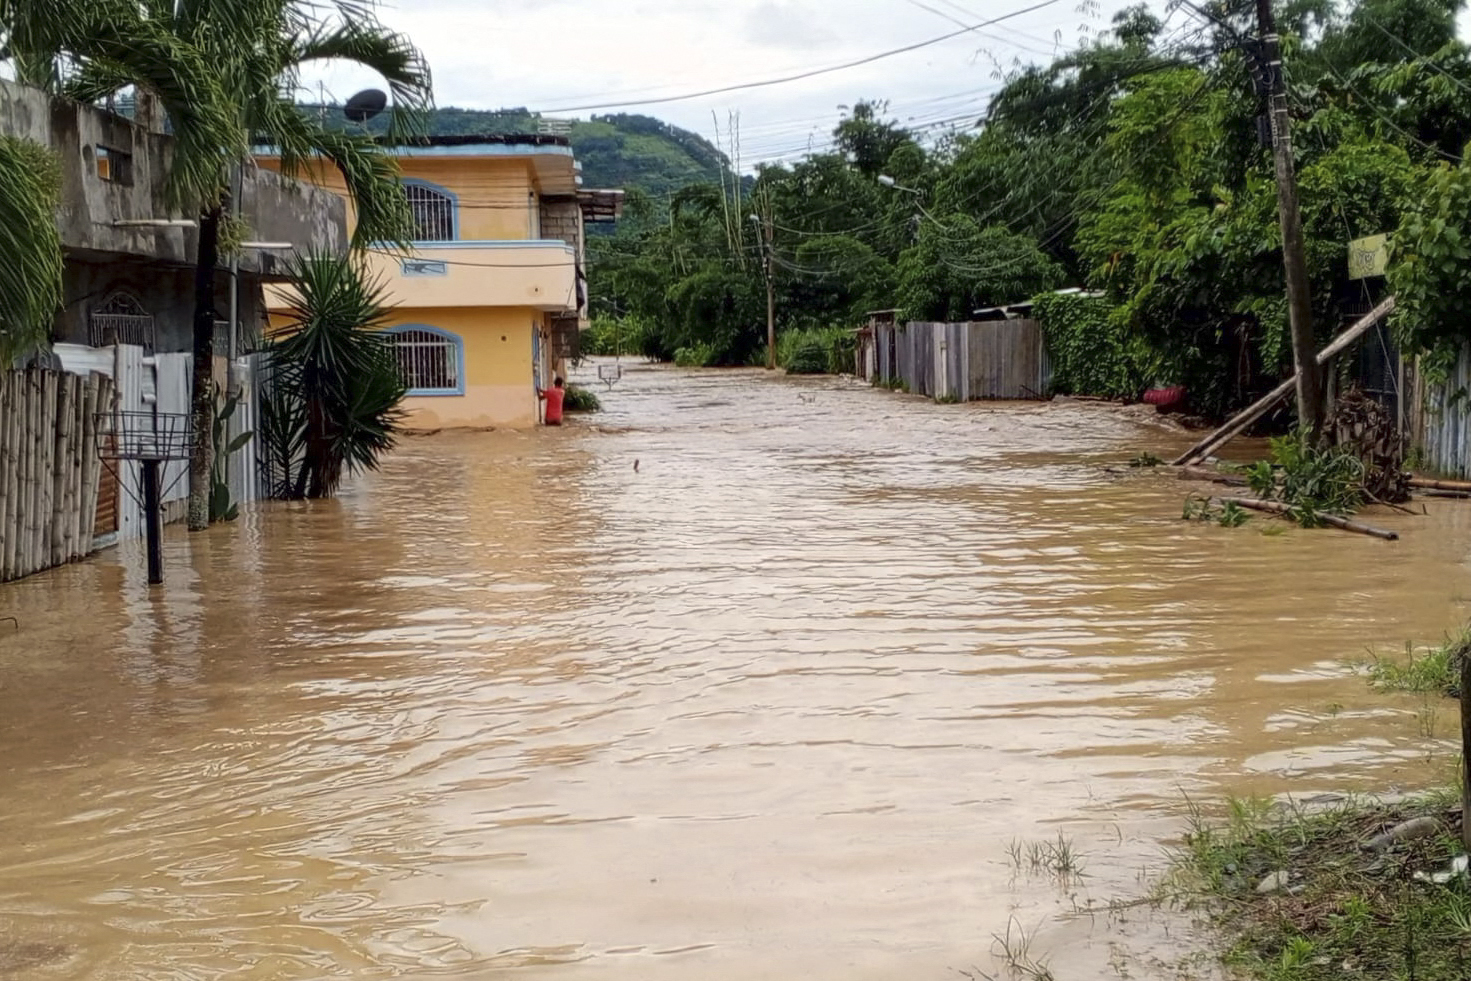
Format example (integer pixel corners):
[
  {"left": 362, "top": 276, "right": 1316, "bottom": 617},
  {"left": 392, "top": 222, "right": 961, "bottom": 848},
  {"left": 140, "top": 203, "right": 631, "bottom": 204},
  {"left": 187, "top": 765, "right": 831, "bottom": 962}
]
[
  {"left": 674, "top": 343, "right": 716, "bottom": 367},
  {"left": 786, "top": 336, "right": 828, "bottom": 374},
  {"left": 582, "top": 315, "right": 654, "bottom": 359},
  {"left": 1032, "top": 292, "right": 1144, "bottom": 399},
  {"left": 1245, "top": 430, "right": 1366, "bottom": 527},
  {"left": 563, "top": 384, "right": 601, "bottom": 412},
  {"left": 777, "top": 327, "right": 853, "bottom": 375}
]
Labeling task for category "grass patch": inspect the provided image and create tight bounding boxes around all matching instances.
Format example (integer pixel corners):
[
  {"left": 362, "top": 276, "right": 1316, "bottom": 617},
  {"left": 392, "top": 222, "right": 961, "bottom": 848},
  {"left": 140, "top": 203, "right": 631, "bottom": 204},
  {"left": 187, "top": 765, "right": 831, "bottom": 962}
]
[
  {"left": 1006, "top": 833, "right": 1086, "bottom": 881},
  {"left": 1171, "top": 793, "right": 1471, "bottom": 981},
  {"left": 1363, "top": 632, "right": 1469, "bottom": 698}
]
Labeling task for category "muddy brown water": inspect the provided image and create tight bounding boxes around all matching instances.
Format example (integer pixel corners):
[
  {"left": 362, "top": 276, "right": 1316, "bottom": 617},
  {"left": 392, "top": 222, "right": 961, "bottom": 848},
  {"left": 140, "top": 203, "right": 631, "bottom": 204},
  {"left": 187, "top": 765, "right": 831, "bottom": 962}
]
[{"left": 1, "top": 364, "right": 1468, "bottom": 980}]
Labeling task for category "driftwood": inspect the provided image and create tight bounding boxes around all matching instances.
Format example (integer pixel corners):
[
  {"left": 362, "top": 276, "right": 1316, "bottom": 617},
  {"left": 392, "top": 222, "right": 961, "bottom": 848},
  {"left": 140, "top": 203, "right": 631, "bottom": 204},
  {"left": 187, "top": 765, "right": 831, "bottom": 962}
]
[
  {"left": 1175, "top": 297, "right": 1397, "bottom": 465},
  {"left": 1418, "top": 487, "right": 1471, "bottom": 499},
  {"left": 1331, "top": 389, "right": 1410, "bottom": 503},
  {"left": 1217, "top": 496, "right": 1399, "bottom": 541},
  {"left": 1410, "top": 476, "right": 1471, "bottom": 492},
  {"left": 1175, "top": 465, "right": 1249, "bottom": 486}
]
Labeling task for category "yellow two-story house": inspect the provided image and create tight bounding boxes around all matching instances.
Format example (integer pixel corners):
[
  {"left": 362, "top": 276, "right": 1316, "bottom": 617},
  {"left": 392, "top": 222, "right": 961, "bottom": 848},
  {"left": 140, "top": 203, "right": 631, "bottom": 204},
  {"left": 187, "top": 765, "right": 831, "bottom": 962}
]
[{"left": 261, "top": 134, "right": 621, "bottom": 429}]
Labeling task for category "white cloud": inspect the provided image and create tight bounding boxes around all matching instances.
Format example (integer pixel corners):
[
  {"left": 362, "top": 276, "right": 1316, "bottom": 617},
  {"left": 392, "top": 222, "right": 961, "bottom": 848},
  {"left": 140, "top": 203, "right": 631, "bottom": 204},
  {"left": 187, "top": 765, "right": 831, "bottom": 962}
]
[{"left": 744, "top": 1, "right": 838, "bottom": 49}]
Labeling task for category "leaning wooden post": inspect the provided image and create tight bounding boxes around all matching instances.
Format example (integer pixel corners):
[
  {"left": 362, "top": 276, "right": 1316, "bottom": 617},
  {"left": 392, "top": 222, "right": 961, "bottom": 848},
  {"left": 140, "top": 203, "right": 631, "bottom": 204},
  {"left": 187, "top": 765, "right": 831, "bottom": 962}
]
[{"left": 1462, "top": 644, "right": 1471, "bottom": 852}]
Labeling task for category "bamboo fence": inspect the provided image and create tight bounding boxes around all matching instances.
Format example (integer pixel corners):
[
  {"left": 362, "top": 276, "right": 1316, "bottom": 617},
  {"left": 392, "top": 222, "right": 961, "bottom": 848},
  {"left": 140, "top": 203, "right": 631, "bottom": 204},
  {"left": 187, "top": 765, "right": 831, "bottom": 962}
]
[{"left": 0, "top": 368, "right": 114, "bottom": 582}]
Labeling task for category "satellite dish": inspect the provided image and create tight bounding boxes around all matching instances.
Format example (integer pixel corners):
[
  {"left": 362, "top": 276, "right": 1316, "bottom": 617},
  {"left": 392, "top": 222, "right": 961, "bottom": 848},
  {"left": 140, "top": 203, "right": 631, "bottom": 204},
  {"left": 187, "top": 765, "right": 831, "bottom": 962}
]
[{"left": 343, "top": 89, "right": 388, "bottom": 123}]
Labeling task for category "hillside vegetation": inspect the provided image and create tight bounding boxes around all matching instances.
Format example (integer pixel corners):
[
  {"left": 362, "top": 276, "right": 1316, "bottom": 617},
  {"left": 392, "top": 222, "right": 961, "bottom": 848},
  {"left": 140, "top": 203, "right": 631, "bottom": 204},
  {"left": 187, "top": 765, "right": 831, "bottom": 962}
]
[{"left": 359, "top": 107, "right": 728, "bottom": 198}]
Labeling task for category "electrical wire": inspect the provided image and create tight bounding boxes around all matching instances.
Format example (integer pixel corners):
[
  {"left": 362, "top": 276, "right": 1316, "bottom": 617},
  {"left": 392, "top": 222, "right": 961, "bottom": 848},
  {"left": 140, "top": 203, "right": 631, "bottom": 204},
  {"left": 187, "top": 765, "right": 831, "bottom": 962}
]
[{"left": 532, "top": 0, "right": 1062, "bottom": 114}]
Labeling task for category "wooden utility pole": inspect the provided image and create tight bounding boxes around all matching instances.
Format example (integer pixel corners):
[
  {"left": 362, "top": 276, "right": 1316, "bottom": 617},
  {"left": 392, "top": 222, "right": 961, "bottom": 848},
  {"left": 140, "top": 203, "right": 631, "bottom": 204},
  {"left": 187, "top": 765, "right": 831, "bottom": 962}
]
[
  {"left": 760, "top": 213, "right": 776, "bottom": 370},
  {"left": 1257, "top": 0, "right": 1323, "bottom": 438}
]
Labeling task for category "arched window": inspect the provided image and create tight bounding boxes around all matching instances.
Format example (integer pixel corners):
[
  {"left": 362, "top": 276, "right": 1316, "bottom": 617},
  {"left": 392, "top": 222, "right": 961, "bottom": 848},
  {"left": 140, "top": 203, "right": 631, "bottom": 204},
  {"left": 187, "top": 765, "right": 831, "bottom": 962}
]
[
  {"left": 385, "top": 326, "right": 463, "bottom": 395},
  {"left": 89, "top": 291, "right": 155, "bottom": 351},
  {"left": 402, "top": 179, "right": 457, "bottom": 242}
]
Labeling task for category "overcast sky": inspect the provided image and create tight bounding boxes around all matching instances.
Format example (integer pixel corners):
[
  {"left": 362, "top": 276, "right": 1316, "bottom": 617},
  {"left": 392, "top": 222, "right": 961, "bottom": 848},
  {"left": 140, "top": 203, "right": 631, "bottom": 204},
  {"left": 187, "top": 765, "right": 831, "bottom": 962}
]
[{"left": 307, "top": 0, "right": 1155, "bottom": 166}]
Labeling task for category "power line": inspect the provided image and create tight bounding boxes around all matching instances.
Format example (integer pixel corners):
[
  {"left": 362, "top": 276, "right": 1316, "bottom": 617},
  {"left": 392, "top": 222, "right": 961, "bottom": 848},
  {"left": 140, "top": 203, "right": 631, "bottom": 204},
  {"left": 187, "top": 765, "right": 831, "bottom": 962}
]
[
  {"left": 900, "top": 0, "right": 1060, "bottom": 58},
  {"left": 533, "top": 0, "right": 1062, "bottom": 114},
  {"left": 1362, "top": 10, "right": 1471, "bottom": 99}
]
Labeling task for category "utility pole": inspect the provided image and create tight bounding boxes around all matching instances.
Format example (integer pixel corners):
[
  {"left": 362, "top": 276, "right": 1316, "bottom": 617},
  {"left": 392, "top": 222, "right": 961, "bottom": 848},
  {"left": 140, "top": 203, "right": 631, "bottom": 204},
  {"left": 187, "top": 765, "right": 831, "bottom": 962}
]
[
  {"left": 752, "top": 212, "right": 776, "bottom": 370},
  {"left": 1257, "top": 0, "right": 1323, "bottom": 438}
]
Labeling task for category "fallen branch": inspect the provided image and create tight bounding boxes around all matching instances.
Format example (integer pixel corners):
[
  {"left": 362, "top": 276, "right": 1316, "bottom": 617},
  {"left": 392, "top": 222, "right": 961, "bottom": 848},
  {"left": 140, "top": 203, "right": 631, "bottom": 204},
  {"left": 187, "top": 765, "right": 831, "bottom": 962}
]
[
  {"left": 1174, "top": 297, "right": 1396, "bottom": 465},
  {"left": 1410, "top": 476, "right": 1471, "bottom": 492},
  {"left": 1217, "top": 497, "right": 1399, "bottom": 541},
  {"left": 1418, "top": 487, "right": 1471, "bottom": 500},
  {"left": 1174, "top": 465, "right": 1248, "bottom": 486}
]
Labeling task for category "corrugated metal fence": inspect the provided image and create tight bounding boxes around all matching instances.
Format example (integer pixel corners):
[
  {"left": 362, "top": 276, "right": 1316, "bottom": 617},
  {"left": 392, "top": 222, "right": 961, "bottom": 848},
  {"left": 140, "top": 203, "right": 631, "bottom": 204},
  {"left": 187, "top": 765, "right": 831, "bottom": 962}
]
[
  {"left": 874, "top": 319, "right": 1051, "bottom": 400},
  {"left": 1412, "top": 343, "right": 1471, "bottom": 478},
  {"left": 0, "top": 369, "right": 113, "bottom": 582}
]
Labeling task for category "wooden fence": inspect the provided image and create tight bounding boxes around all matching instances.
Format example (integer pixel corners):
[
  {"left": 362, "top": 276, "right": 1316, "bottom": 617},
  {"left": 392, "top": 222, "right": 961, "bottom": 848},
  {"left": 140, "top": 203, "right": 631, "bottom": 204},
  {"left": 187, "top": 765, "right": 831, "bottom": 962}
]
[
  {"left": 0, "top": 369, "right": 113, "bottom": 582},
  {"left": 873, "top": 319, "right": 1051, "bottom": 401}
]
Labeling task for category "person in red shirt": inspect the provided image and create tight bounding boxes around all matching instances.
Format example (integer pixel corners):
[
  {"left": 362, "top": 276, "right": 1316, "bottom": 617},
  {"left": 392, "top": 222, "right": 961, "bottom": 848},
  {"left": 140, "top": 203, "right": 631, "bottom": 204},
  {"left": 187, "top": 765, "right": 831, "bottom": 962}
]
[{"left": 538, "top": 376, "right": 566, "bottom": 426}]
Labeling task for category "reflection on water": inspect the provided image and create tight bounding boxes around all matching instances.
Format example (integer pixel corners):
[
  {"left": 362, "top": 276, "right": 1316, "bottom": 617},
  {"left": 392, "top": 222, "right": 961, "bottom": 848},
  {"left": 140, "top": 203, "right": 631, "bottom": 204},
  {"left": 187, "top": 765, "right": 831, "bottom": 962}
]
[{"left": 1, "top": 363, "right": 1468, "bottom": 980}]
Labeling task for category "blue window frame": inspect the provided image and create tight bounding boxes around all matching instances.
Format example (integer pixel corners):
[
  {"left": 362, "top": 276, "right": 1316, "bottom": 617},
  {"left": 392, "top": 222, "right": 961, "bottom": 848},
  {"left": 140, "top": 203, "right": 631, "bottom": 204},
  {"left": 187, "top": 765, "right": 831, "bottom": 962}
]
[
  {"left": 385, "top": 325, "right": 464, "bottom": 396},
  {"left": 401, "top": 178, "right": 458, "bottom": 242}
]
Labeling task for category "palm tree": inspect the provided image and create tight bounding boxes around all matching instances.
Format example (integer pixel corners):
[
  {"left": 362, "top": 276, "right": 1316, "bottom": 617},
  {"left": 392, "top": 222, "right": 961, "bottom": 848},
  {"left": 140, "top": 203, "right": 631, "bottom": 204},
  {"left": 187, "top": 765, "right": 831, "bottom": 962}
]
[
  {"left": 43, "top": 0, "right": 431, "bottom": 528},
  {"left": 260, "top": 252, "right": 405, "bottom": 500}
]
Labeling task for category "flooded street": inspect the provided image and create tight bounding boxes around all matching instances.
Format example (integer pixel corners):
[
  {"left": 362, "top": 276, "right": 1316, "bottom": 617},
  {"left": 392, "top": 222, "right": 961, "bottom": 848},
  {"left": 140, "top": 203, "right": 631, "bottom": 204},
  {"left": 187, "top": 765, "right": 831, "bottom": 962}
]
[{"left": 3, "top": 364, "right": 1470, "bottom": 980}]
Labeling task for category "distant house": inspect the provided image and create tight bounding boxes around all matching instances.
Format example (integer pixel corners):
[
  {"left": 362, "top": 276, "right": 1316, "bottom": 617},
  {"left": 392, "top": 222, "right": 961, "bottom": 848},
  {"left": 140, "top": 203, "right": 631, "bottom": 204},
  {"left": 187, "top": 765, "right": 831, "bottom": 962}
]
[{"left": 259, "top": 135, "right": 623, "bottom": 429}]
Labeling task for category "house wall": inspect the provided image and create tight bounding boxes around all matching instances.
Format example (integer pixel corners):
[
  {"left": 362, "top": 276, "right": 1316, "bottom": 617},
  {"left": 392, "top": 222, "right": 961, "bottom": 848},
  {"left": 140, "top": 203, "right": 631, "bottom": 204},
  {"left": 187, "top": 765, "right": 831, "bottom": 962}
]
[
  {"left": 407, "top": 158, "right": 536, "bottom": 241},
  {"left": 0, "top": 78, "right": 346, "bottom": 271},
  {"left": 388, "top": 306, "right": 541, "bottom": 430},
  {"left": 262, "top": 156, "right": 538, "bottom": 242}
]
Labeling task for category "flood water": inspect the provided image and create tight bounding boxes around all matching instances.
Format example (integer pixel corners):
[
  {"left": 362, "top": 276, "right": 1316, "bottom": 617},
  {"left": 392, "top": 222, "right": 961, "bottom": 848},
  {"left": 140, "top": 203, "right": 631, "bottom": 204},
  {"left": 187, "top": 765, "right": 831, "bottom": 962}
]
[{"left": 3, "top": 363, "right": 1470, "bottom": 980}]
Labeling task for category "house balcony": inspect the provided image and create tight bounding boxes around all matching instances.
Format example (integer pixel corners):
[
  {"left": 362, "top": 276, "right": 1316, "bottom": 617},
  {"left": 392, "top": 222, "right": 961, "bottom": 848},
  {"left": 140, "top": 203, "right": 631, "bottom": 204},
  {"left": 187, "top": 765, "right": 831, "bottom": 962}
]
[{"left": 364, "top": 240, "right": 579, "bottom": 313}]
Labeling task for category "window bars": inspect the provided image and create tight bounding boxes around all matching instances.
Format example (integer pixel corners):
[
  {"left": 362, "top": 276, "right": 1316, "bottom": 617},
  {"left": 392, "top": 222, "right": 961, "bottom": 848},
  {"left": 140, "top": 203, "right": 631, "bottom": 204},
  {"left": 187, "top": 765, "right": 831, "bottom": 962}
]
[
  {"left": 89, "top": 291, "right": 156, "bottom": 352},
  {"left": 388, "top": 330, "right": 460, "bottom": 393},
  {"left": 405, "top": 183, "right": 455, "bottom": 241}
]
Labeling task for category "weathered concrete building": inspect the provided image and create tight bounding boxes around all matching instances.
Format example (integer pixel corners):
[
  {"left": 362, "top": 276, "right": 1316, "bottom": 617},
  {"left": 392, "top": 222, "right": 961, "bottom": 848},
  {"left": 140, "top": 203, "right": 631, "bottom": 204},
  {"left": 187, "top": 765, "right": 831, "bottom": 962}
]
[
  {"left": 0, "top": 78, "right": 346, "bottom": 357},
  {"left": 0, "top": 79, "right": 349, "bottom": 567}
]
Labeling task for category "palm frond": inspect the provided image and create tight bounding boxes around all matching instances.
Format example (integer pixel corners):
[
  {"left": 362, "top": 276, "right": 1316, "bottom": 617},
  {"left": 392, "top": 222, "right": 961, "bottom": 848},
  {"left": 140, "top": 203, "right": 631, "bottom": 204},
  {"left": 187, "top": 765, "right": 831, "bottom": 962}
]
[
  {"left": 0, "top": 136, "right": 64, "bottom": 364},
  {"left": 267, "top": 104, "right": 413, "bottom": 246},
  {"left": 59, "top": 13, "right": 241, "bottom": 209},
  {"left": 286, "top": 19, "right": 432, "bottom": 141}
]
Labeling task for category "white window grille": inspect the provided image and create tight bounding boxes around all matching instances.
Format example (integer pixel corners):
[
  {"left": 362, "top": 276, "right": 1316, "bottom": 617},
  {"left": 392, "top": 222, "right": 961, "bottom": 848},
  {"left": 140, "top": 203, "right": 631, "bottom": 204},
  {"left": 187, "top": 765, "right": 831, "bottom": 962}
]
[
  {"left": 404, "top": 181, "right": 456, "bottom": 241},
  {"left": 89, "top": 291, "right": 155, "bottom": 351},
  {"left": 387, "top": 328, "right": 461, "bottom": 393}
]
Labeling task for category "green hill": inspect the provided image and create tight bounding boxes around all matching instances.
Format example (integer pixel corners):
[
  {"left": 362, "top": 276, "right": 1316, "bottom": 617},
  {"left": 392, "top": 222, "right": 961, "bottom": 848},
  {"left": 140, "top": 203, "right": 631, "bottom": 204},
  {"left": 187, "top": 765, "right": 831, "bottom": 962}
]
[{"left": 358, "top": 107, "right": 730, "bottom": 198}]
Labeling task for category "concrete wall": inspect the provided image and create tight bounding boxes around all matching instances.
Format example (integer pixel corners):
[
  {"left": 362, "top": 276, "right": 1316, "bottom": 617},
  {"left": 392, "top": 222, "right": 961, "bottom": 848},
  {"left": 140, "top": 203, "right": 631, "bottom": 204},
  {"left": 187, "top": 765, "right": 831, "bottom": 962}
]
[
  {"left": 58, "top": 261, "right": 270, "bottom": 354},
  {"left": 0, "top": 78, "right": 347, "bottom": 272}
]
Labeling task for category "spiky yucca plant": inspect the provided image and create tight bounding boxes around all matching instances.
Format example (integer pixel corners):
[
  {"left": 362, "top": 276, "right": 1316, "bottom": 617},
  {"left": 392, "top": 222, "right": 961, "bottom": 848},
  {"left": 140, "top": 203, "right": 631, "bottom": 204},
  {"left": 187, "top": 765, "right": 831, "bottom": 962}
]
[{"left": 263, "top": 253, "right": 406, "bottom": 500}]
